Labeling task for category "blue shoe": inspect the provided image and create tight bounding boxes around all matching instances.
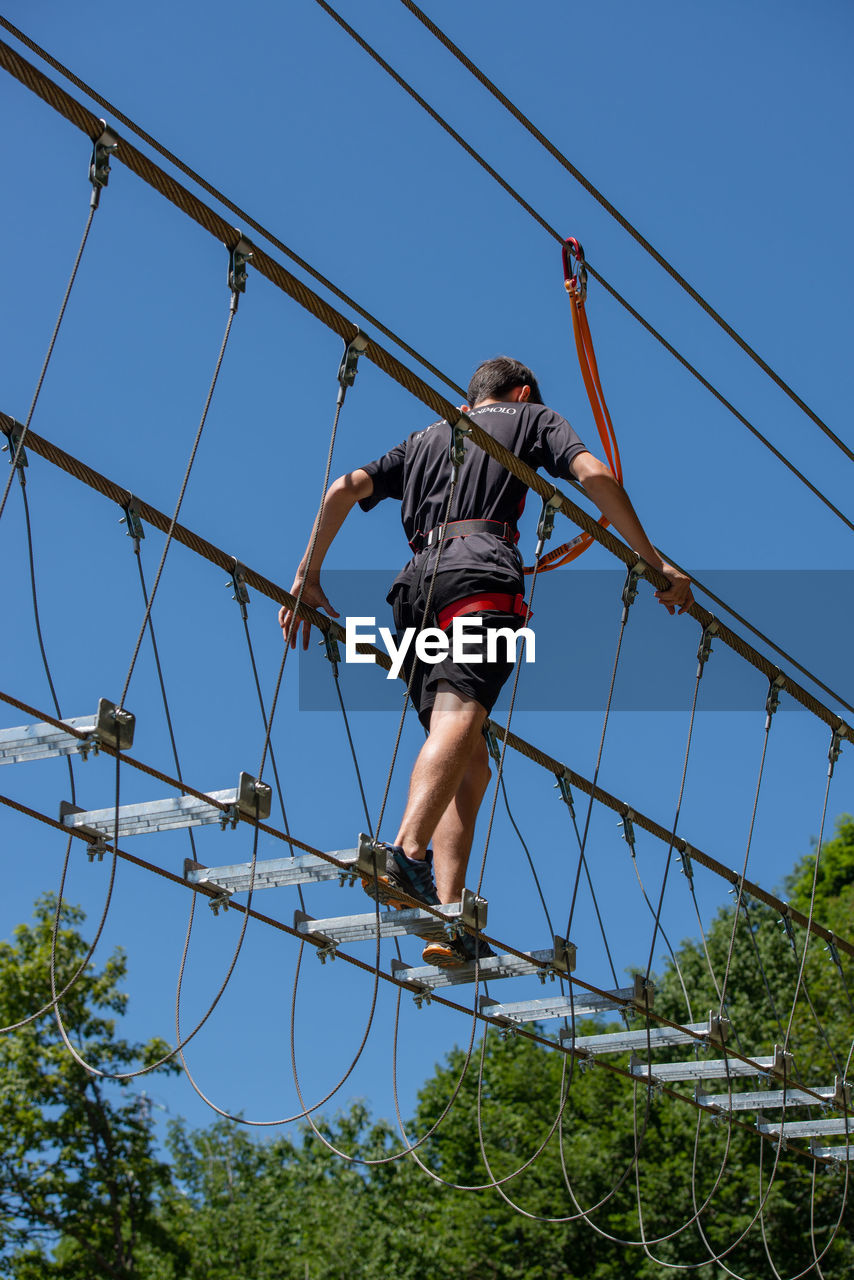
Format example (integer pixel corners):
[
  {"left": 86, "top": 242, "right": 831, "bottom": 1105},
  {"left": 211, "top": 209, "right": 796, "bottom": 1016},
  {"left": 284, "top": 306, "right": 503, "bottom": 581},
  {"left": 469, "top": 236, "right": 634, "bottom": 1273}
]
[{"left": 361, "top": 844, "right": 440, "bottom": 911}]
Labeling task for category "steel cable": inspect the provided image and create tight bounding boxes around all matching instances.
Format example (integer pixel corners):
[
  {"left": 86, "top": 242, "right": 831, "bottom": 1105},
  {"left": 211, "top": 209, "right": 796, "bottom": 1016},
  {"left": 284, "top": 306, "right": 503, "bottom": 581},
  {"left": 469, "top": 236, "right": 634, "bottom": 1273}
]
[{"left": 396, "top": 0, "right": 854, "bottom": 466}]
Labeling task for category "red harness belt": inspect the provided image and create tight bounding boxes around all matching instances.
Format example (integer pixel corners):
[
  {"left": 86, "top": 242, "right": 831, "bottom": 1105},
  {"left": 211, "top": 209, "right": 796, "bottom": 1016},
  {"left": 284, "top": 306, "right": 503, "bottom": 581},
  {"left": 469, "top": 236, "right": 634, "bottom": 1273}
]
[{"left": 437, "top": 592, "right": 531, "bottom": 631}]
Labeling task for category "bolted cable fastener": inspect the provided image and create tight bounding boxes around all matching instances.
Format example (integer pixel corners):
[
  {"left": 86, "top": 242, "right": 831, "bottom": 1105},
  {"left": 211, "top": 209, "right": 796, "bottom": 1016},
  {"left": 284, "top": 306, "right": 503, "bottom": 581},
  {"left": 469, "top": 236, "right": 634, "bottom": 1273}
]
[
  {"left": 778, "top": 907, "right": 797, "bottom": 952},
  {"left": 319, "top": 629, "right": 341, "bottom": 669},
  {"left": 824, "top": 933, "right": 844, "bottom": 975},
  {"left": 88, "top": 123, "right": 118, "bottom": 207},
  {"left": 484, "top": 724, "right": 503, "bottom": 764},
  {"left": 1, "top": 419, "right": 28, "bottom": 480},
  {"left": 119, "top": 496, "right": 145, "bottom": 550},
  {"left": 619, "top": 809, "right": 636, "bottom": 852},
  {"left": 448, "top": 414, "right": 471, "bottom": 472},
  {"left": 828, "top": 726, "right": 846, "bottom": 777},
  {"left": 535, "top": 491, "right": 562, "bottom": 558},
  {"left": 227, "top": 236, "right": 253, "bottom": 309},
  {"left": 696, "top": 620, "right": 719, "bottom": 675},
  {"left": 226, "top": 561, "right": 250, "bottom": 619},
  {"left": 336, "top": 330, "right": 370, "bottom": 405},
  {"left": 678, "top": 843, "right": 695, "bottom": 883},
  {"left": 765, "top": 672, "right": 786, "bottom": 726},
  {"left": 620, "top": 559, "right": 646, "bottom": 623},
  {"left": 554, "top": 772, "right": 575, "bottom": 816}
]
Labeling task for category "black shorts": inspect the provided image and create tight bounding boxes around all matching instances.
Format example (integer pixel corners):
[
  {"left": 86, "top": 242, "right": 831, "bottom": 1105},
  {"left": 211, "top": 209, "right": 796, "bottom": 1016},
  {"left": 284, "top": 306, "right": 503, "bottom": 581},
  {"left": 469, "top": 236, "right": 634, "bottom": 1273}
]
[{"left": 391, "top": 595, "right": 525, "bottom": 729}]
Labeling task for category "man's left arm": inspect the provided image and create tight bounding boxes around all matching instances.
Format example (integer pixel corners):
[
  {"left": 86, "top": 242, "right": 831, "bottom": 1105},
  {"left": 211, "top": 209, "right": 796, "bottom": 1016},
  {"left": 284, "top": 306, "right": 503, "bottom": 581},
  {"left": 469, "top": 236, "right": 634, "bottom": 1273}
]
[{"left": 570, "top": 451, "right": 693, "bottom": 615}]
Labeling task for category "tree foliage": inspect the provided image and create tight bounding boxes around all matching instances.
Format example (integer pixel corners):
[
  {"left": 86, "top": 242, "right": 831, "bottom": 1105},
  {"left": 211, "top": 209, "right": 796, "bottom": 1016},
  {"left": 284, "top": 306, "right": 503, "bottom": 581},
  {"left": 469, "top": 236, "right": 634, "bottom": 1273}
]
[{"left": 2, "top": 819, "right": 853, "bottom": 1279}]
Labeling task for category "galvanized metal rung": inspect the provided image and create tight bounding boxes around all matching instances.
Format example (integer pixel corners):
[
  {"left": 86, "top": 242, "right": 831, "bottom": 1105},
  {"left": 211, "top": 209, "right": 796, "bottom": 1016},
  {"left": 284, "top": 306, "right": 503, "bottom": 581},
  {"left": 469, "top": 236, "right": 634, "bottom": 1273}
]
[
  {"left": 631, "top": 1055, "right": 776, "bottom": 1083},
  {"left": 185, "top": 848, "right": 360, "bottom": 896},
  {"left": 568, "top": 1020, "right": 715, "bottom": 1055},
  {"left": 697, "top": 1086, "right": 839, "bottom": 1112},
  {"left": 758, "top": 1118, "right": 852, "bottom": 1139},
  {"left": 392, "top": 948, "right": 560, "bottom": 991},
  {"left": 811, "top": 1143, "right": 853, "bottom": 1162},
  {"left": 295, "top": 901, "right": 482, "bottom": 946},
  {"left": 0, "top": 699, "right": 134, "bottom": 765},
  {"left": 483, "top": 982, "right": 642, "bottom": 1028},
  {"left": 61, "top": 772, "right": 271, "bottom": 837}
]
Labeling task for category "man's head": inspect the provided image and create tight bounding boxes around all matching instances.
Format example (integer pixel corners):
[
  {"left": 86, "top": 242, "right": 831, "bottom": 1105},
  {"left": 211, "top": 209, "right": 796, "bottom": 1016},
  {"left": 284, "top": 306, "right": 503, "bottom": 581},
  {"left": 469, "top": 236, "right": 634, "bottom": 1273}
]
[{"left": 466, "top": 356, "right": 543, "bottom": 408}]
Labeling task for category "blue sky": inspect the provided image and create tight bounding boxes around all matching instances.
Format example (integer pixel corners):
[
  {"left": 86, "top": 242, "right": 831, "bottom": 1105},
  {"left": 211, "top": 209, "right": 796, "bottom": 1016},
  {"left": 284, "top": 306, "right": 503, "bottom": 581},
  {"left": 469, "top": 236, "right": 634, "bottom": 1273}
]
[{"left": 0, "top": 0, "right": 852, "bottom": 1137}]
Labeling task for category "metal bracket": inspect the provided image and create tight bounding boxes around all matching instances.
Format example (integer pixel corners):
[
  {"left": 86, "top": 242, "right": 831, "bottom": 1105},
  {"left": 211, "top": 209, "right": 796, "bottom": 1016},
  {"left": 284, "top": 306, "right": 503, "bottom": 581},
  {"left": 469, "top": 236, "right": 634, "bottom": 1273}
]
[
  {"left": 706, "top": 1012, "right": 731, "bottom": 1046},
  {"left": 208, "top": 891, "right": 231, "bottom": 916},
  {"left": 81, "top": 699, "right": 136, "bottom": 757},
  {"left": 479, "top": 996, "right": 514, "bottom": 1028},
  {"left": 771, "top": 1044, "right": 795, "bottom": 1078},
  {"left": 778, "top": 906, "right": 796, "bottom": 950},
  {"left": 457, "top": 888, "right": 488, "bottom": 933},
  {"left": 765, "top": 672, "right": 785, "bottom": 721},
  {"left": 60, "top": 801, "right": 109, "bottom": 861},
  {"left": 119, "top": 496, "right": 145, "bottom": 545},
  {"left": 824, "top": 933, "right": 844, "bottom": 974},
  {"left": 356, "top": 833, "right": 388, "bottom": 879},
  {"left": 391, "top": 957, "right": 431, "bottom": 1006},
  {"left": 829, "top": 726, "right": 846, "bottom": 776},
  {"left": 535, "top": 491, "right": 562, "bottom": 556},
  {"left": 1, "top": 418, "right": 28, "bottom": 474},
  {"left": 336, "top": 330, "right": 370, "bottom": 404},
  {"left": 554, "top": 772, "right": 575, "bottom": 816},
  {"left": 449, "top": 420, "right": 469, "bottom": 471},
  {"left": 621, "top": 560, "right": 646, "bottom": 619},
  {"left": 89, "top": 123, "right": 118, "bottom": 206},
  {"left": 619, "top": 809, "right": 636, "bottom": 852},
  {"left": 484, "top": 724, "right": 503, "bottom": 765},
  {"left": 697, "top": 621, "right": 719, "bottom": 673},
  {"left": 320, "top": 629, "right": 341, "bottom": 667},
  {"left": 235, "top": 772, "right": 272, "bottom": 821},
  {"left": 552, "top": 935, "right": 577, "bottom": 976},
  {"left": 227, "top": 562, "right": 250, "bottom": 615},
  {"left": 678, "top": 843, "right": 695, "bottom": 883},
  {"left": 631, "top": 973, "right": 655, "bottom": 1011},
  {"left": 833, "top": 1077, "right": 851, "bottom": 1110},
  {"left": 227, "top": 236, "right": 253, "bottom": 306}
]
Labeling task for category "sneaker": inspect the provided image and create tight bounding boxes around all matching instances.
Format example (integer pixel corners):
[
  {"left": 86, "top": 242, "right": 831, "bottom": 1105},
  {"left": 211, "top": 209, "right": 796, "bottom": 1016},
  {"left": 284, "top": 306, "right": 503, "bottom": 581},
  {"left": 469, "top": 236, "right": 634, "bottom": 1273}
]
[
  {"left": 361, "top": 844, "right": 440, "bottom": 912},
  {"left": 422, "top": 931, "right": 496, "bottom": 970}
]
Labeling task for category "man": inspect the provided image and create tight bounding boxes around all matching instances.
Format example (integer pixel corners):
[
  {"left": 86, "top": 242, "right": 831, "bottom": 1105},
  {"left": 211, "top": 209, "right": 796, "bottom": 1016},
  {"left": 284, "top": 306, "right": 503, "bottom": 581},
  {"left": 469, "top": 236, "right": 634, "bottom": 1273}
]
[{"left": 279, "top": 356, "right": 692, "bottom": 967}]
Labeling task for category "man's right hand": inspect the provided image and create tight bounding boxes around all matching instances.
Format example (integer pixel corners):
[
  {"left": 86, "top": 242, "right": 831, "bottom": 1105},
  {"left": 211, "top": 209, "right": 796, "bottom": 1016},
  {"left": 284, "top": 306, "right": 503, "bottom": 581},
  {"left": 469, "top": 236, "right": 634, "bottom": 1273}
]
[{"left": 278, "top": 576, "right": 340, "bottom": 650}]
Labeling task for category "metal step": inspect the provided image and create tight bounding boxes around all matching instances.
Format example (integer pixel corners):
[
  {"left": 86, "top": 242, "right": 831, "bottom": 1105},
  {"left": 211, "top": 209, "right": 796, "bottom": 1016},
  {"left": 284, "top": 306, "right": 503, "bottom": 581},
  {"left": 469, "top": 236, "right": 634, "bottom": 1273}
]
[
  {"left": 481, "top": 975, "right": 654, "bottom": 1028},
  {"left": 185, "top": 847, "right": 362, "bottom": 897},
  {"left": 294, "top": 893, "right": 486, "bottom": 947},
  {"left": 759, "top": 1118, "right": 852, "bottom": 1140},
  {"left": 567, "top": 1014, "right": 725, "bottom": 1055},
  {"left": 61, "top": 773, "right": 271, "bottom": 838},
  {"left": 697, "top": 1085, "right": 841, "bottom": 1112},
  {"left": 630, "top": 1045, "right": 792, "bottom": 1084},
  {"left": 391, "top": 941, "right": 573, "bottom": 992},
  {"left": 0, "top": 699, "right": 134, "bottom": 764},
  {"left": 811, "top": 1142, "right": 853, "bottom": 1162}
]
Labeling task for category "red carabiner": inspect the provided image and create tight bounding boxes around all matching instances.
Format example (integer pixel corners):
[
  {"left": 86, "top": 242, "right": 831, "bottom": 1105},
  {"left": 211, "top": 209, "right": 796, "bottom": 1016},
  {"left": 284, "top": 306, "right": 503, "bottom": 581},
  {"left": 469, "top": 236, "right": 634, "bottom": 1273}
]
[{"left": 562, "top": 236, "right": 587, "bottom": 301}]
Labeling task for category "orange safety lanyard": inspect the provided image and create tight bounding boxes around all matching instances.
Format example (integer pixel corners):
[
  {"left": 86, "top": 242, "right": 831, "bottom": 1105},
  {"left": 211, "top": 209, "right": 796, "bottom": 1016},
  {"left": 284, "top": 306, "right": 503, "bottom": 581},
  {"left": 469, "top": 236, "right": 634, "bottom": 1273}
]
[{"left": 524, "top": 238, "right": 622, "bottom": 573}]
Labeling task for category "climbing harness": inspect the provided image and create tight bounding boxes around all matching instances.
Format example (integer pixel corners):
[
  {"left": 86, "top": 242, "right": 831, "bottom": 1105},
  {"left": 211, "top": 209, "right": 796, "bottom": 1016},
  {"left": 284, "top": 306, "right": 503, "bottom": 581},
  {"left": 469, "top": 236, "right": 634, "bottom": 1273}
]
[{"left": 524, "top": 237, "right": 624, "bottom": 574}]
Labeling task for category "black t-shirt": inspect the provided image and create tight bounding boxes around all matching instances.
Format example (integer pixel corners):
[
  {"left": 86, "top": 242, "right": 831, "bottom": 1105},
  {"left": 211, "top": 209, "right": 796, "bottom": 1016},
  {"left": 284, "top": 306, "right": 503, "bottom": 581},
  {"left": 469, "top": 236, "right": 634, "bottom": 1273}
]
[{"left": 359, "top": 401, "right": 587, "bottom": 612}]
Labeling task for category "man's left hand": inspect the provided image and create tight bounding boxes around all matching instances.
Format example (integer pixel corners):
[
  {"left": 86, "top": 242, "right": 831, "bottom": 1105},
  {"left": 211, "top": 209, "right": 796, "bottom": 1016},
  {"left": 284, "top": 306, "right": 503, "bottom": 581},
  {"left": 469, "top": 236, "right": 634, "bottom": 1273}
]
[{"left": 654, "top": 564, "right": 694, "bottom": 616}]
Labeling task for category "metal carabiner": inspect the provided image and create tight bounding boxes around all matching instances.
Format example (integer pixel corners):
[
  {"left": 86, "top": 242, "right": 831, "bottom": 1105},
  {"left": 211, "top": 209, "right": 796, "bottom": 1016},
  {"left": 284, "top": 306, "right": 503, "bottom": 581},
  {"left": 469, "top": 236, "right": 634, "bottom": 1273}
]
[{"left": 562, "top": 236, "right": 588, "bottom": 302}]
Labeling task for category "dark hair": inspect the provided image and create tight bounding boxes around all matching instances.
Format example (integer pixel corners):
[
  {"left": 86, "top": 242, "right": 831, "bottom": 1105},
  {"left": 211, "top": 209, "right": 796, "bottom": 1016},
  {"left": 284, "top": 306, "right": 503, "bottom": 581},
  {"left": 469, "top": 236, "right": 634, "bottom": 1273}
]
[{"left": 466, "top": 356, "right": 543, "bottom": 407}]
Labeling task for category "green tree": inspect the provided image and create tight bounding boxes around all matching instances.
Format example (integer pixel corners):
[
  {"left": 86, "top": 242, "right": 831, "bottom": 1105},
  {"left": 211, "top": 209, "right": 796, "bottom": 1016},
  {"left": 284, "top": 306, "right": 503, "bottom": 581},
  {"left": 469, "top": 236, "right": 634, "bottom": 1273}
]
[{"left": 0, "top": 896, "right": 181, "bottom": 1280}]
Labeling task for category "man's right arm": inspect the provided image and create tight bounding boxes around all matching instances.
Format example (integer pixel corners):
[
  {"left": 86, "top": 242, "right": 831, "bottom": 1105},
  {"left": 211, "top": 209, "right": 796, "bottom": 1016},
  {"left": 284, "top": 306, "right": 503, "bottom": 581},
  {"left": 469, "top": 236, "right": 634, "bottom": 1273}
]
[{"left": 278, "top": 468, "right": 373, "bottom": 648}]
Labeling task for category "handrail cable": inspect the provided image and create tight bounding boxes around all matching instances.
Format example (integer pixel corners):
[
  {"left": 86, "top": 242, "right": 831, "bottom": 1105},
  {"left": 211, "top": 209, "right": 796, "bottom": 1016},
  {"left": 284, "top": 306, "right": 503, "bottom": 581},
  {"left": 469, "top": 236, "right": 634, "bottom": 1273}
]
[{"left": 394, "top": 0, "right": 854, "bottom": 465}]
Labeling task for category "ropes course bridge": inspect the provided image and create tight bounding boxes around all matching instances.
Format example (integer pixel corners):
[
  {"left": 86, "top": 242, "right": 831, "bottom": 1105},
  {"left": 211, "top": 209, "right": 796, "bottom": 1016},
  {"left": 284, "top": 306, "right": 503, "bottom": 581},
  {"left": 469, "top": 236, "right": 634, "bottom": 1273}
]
[{"left": 1, "top": 12, "right": 853, "bottom": 1274}]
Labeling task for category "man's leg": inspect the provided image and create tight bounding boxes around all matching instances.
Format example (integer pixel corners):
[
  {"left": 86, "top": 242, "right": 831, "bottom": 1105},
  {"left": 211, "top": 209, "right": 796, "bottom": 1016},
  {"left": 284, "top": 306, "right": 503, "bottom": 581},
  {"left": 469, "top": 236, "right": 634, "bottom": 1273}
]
[
  {"left": 394, "top": 682, "right": 488, "bottom": 902},
  {"left": 429, "top": 735, "right": 491, "bottom": 902}
]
